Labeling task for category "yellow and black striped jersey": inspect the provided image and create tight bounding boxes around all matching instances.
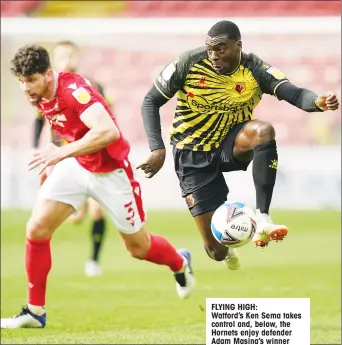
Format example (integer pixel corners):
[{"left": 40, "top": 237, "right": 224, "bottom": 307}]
[{"left": 154, "top": 47, "right": 288, "bottom": 151}]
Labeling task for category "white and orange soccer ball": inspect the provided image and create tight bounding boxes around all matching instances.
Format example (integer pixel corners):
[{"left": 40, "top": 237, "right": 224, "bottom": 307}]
[{"left": 211, "top": 201, "right": 256, "bottom": 248}]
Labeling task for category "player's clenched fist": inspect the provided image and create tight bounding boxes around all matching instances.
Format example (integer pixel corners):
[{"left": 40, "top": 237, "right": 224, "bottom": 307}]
[
  {"left": 315, "top": 92, "right": 339, "bottom": 111},
  {"left": 28, "top": 143, "right": 64, "bottom": 175},
  {"left": 136, "top": 148, "right": 166, "bottom": 178}
]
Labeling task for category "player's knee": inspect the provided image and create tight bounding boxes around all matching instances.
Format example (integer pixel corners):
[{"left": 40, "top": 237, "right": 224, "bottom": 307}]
[
  {"left": 26, "top": 217, "right": 53, "bottom": 240},
  {"left": 204, "top": 244, "right": 227, "bottom": 261},
  {"left": 253, "top": 122, "right": 275, "bottom": 145}
]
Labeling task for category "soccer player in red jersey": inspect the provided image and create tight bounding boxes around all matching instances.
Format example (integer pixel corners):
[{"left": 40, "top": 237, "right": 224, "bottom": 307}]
[
  {"left": 1, "top": 45, "right": 195, "bottom": 329},
  {"left": 33, "top": 40, "right": 111, "bottom": 277}
]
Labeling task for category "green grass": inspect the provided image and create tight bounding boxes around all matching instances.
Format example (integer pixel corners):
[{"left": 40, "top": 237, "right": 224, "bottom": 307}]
[{"left": 1, "top": 209, "right": 341, "bottom": 344}]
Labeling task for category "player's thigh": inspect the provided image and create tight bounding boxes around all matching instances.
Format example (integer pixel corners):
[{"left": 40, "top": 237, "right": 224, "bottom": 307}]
[
  {"left": 220, "top": 120, "right": 253, "bottom": 171},
  {"left": 28, "top": 198, "right": 75, "bottom": 239},
  {"left": 173, "top": 147, "right": 225, "bottom": 216},
  {"left": 36, "top": 158, "right": 89, "bottom": 228},
  {"left": 88, "top": 198, "right": 104, "bottom": 221},
  {"left": 89, "top": 159, "right": 145, "bottom": 235},
  {"left": 173, "top": 146, "right": 220, "bottom": 199}
]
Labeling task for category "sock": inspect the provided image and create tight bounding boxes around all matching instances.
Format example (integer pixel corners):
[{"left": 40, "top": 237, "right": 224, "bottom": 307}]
[
  {"left": 143, "top": 234, "right": 184, "bottom": 272},
  {"left": 26, "top": 238, "right": 51, "bottom": 307},
  {"left": 253, "top": 140, "right": 278, "bottom": 214},
  {"left": 91, "top": 218, "right": 106, "bottom": 262}
]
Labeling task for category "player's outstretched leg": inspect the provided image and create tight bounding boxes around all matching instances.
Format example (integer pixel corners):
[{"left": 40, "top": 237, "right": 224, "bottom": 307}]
[
  {"left": 232, "top": 120, "right": 288, "bottom": 247},
  {"left": 177, "top": 150, "right": 241, "bottom": 270},
  {"left": 89, "top": 158, "right": 194, "bottom": 298},
  {"left": 1, "top": 199, "right": 75, "bottom": 329},
  {"left": 85, "top": 199, "right": 106, "bottom": 277},
  {"left": 120, "top": 228, "right": 195, "bottom": 299}
]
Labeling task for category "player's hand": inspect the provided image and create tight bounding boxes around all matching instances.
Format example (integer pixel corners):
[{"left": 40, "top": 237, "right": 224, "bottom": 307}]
[
  {"left": 315, "top": 92, "right": 339, "bottom": 111},
  {"left": 136, "top": 149, "right": 166, "bottom": 178},
  {"left": 28, "top": 143, "right": 64, "bottom": 175}
]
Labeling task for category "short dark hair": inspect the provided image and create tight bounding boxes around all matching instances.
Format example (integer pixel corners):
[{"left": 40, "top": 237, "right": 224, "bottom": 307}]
[
  {"left": 207, "top": 20, "right": 241, "bottom": 41},
  {"left": 55, "top": 40, "right": 79, "bottom": 51},
  {"left": 11, "top": 45, "right": 51, "bottom": 77}
]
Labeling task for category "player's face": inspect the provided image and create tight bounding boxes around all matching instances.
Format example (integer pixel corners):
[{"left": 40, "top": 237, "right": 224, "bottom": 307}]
[
  {"left": 206, "top": 35, "right": 242, "bottom": 74},
  {"left": 19, "top": 71, "right": 52, "bottom": 105},
  {"left": 53, "top": 45, "right": 79, "bottom": 73}
]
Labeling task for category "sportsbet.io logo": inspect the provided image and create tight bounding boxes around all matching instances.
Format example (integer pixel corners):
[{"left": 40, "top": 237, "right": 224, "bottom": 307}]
[{"left": 187, "top": 92, "right": 238, "bottom": 114}]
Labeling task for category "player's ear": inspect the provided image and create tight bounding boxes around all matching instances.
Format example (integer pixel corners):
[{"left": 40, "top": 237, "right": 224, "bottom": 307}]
[
  {"left": 46, "top": 69, "right": 54, "bottom": 82},
  {"left": 236, "top": 40, "right": 242, "bottom": 51}
]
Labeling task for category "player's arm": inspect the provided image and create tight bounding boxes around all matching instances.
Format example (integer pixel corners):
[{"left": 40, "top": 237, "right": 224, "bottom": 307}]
[
  {"left": 275, "top": 82, "right": 339, "bottom": 112},
  {"left": 33, "top": 111, "right": 45, "bottom": 148},
  {"left": 137, "top": 85, "right": 169, "bottom": 178},
  {"left": 138, "top": 55, "right": 186, "bottom": 177},
  {"left": 29, "top": 83, "right": 120, "bottom": 173},
  {"left": 253, "top": 55, "right": 339, "bottom": 112},
  {"left": 141, "top": 85, "right": 170, "bottom": 151},
  {"left": 59, "top": 102, "right": 120, "bottom": 158},
  {"left": 142, "top": 56, "right": 185, "bottom": 150}
]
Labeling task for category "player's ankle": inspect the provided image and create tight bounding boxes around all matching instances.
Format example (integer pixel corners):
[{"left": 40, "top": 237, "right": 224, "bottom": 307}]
[
  {"left": 27, "top": 303, "right": 45, "bottom": 316},
  {"left": 174, "top": 256, "right": 186, "bottom": 274}
]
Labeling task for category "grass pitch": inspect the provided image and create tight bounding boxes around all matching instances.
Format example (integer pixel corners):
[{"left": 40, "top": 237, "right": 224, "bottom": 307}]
[{"left": 1, "top": 209, "right": 341, "bottom": 344}]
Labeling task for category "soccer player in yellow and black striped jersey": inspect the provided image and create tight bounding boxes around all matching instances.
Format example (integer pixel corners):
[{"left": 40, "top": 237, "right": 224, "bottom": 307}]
[
  {"left": 33, "top": 40, "right": 112, "bottom": 277},
  {"left": 139, "top": 21, "right": 339, "bottom": 268}
]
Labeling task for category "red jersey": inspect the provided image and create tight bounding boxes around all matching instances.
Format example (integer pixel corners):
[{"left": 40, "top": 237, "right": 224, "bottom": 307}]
[{"left": 36, "top": 72, "right": 130, "bottom": 173}]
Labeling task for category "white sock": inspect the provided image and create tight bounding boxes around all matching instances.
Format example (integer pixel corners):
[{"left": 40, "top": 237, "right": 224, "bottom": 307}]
[{"left": 27, "top": 303, "right": 45, "bottom": 316}]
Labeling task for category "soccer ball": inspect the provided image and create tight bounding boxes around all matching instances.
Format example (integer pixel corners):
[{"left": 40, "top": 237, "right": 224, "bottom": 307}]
[{"left": 211, "top": 201, "right": 256, "bottom": 248}]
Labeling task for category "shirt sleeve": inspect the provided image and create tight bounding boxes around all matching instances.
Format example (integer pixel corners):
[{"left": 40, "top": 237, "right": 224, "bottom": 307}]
[
  {"left": 154, "top": 53, "right": 189, "bottom": 100},
  {"left": 251, "top": 54, "right": 289, "bottom": 96},
  {"left": 64, "top": 82, "right": 100, "bottom": 117},
  {"left": 275, "top": 82, "right": 322, "bottom": 112},
  {"left": 141, "top": 85, "right": 170, "bottom": 151}
]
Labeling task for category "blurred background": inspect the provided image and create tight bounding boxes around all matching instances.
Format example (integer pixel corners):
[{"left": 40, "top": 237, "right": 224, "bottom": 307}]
[{"left": 1, "top": 1, "right": 341, "bottom": 210}]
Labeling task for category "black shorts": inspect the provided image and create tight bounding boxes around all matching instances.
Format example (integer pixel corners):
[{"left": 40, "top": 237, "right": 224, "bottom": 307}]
[{"left": 173, "top": 121, "right": 252, "bottom": 217}]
